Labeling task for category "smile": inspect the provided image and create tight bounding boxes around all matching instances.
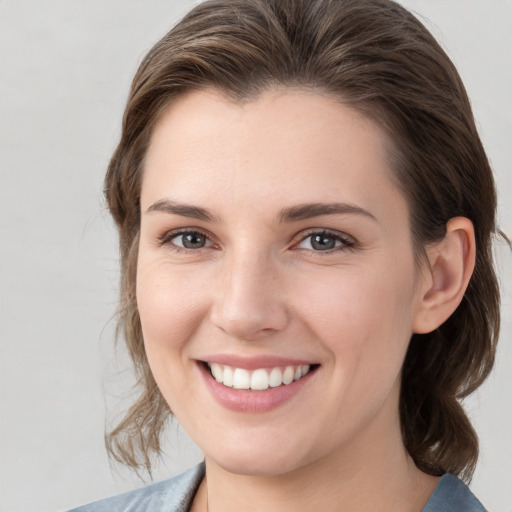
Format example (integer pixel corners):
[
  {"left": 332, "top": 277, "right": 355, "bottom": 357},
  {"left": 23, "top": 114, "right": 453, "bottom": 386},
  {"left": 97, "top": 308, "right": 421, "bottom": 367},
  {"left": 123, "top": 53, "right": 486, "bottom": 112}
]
[{"left": 207, "top": 362, "right": 311, "bottom": 391}]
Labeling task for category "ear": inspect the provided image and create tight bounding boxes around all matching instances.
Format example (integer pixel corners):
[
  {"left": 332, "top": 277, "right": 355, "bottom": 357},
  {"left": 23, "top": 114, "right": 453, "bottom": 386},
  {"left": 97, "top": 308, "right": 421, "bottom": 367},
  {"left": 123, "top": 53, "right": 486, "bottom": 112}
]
[{"left": 413, "top": 217, "right": 476, "bottom": 334}]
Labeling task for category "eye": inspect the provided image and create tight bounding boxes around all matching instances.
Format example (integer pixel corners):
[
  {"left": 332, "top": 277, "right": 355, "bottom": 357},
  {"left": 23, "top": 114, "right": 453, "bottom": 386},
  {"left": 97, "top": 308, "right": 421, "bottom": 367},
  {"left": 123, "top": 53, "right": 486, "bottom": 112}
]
[
  {"left": 162, "top": 230, "right": 214, "bottom": 250},
  {"left": 297, "top": 230, "right": 354, "bottom": 252}
]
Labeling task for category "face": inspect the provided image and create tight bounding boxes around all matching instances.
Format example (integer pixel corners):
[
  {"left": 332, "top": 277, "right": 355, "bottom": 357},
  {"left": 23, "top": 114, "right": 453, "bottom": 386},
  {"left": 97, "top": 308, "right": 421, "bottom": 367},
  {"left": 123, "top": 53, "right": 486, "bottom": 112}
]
[{"left": 137, "top": 88, "right": 428, "bottom": 477}]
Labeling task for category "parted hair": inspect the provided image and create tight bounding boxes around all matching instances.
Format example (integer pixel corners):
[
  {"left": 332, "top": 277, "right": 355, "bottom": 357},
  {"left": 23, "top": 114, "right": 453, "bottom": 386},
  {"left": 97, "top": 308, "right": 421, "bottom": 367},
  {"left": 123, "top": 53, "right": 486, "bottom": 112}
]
[{"left": 105, "top": 0, "right": 500, "bottom": 481}]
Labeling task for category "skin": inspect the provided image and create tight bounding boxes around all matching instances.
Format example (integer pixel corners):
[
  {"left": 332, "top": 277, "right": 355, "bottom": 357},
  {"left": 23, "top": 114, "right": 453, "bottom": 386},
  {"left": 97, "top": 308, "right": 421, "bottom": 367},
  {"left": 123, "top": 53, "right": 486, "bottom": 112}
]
[{"left": 137, "top": 88, "right": 475, "bottom": 512}]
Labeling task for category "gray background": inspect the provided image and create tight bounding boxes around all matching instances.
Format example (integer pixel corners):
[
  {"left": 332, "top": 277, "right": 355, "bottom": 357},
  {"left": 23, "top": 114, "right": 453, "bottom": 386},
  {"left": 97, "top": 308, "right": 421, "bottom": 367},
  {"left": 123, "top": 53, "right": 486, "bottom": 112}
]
[{"left": 0, "top": 1, "right": 510, "bottom": 511}]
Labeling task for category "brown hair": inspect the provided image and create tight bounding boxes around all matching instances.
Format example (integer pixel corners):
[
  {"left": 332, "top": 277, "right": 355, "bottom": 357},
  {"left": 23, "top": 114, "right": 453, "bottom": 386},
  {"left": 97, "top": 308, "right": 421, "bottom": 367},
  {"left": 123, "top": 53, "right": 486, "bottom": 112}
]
[{"left": 105, "top": 0, "right": 500, "bottom": 481}]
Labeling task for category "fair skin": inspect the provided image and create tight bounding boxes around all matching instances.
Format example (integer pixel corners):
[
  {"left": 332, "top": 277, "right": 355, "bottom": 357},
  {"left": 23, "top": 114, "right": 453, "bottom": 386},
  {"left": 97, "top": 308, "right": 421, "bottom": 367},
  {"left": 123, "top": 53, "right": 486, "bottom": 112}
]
[{"left": 137, "top": 88, "right": 475, "bottom": 512}]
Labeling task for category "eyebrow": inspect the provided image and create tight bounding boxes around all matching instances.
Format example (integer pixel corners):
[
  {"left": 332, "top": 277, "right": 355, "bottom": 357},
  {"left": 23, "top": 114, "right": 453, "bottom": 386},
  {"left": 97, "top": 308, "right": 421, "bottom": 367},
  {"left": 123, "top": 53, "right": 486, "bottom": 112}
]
[
  {"left": 146, "top": 199, "right": 216, "bottom": 222},
  {"left": 145, "top": 199, "right": 377, "bottom": 224},
  {"left": 278, "top": 202, "right": 377, "bottom": 223}
]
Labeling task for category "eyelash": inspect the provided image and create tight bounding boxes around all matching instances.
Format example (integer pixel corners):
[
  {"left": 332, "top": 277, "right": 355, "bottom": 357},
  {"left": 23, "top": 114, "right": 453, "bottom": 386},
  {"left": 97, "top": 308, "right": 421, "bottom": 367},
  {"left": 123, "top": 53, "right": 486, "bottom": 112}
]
[
  {"left": 158, "top": 229, "right": 217, "bottom": 253},
  {"left": 295, "top": 229, "right": 356, "bottom": 255},
  {"left": 157, "top": 228, "right": 356, "bottom": 255}
]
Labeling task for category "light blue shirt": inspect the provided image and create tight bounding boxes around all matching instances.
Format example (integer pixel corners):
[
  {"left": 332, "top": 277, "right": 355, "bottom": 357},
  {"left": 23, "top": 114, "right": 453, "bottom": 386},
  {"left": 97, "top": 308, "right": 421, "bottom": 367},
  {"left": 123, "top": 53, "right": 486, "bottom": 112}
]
[{"left": 67, "top": 463, "right": 488, "bottom": 512}]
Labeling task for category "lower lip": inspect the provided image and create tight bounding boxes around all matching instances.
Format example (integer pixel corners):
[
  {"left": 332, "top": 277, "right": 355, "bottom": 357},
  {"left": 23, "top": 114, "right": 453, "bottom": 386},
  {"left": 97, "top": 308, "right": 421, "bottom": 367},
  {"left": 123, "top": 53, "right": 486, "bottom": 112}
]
[{"left": 198, "top": 363, "right": 316, "bottom": 413}]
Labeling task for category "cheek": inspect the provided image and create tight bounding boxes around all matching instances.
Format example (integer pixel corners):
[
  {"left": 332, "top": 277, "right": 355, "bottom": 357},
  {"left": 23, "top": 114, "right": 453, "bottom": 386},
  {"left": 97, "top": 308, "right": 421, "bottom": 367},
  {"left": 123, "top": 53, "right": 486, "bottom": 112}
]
[
  {"left": 278, "top": 263, "right": 417, "bottom": 449},
  {"left": 295, "top": 262, "right": 416, "bottom": 373},
  {"left": 135, "top": 259, "right": 212, "bottom": 406},
  {"left": 136, "top": 259, "right": 206, "bottom": 345},
  {"left": 135, "top": 261, "right": 211, "bottom": 413}
]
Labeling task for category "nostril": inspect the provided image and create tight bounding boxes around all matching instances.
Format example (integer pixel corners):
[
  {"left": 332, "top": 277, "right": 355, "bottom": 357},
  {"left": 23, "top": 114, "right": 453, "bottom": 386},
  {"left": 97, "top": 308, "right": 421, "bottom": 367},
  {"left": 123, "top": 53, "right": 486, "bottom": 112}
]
[{"left": 210, "top": 302, "right": 290, "bottom": 341}]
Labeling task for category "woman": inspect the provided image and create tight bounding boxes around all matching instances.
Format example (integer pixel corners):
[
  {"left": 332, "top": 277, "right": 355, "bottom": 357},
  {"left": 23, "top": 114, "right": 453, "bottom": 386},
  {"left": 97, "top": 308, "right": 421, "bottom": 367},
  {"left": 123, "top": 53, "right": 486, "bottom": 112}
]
[{"left": 69, "top": 0, "right": 500, "bottom": 510}]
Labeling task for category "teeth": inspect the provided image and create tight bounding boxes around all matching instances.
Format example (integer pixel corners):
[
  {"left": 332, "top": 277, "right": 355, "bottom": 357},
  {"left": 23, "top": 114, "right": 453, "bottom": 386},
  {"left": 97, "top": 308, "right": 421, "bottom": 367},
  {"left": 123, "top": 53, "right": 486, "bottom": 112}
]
[
  {"left": 250, "top": 369, "right": 269, "bottom": 390},
  {"left": 269, "top": 367, "right": 282, "bottom": 388},
  {"left": 233, "top": 368, "right": 250, "bottom": 389},
  {"left": 211, "top": 363, "right": 222, "bottom": 382},
  {"left": 207, "top": 363, "right": 312, "bottom": 391},
  {"left": 282, "top": 366, "right": 294, "bottom": 385},
  {"left": 223, "top": 366, "right": 233, "bottom": 387}
]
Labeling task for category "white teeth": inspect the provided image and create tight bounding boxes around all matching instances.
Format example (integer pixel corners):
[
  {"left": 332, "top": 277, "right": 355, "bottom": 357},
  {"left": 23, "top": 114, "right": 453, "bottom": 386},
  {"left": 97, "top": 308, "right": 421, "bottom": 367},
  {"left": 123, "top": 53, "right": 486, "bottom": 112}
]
[
  {"left": 223, "top": 366, "right": 233, "bottom": 387},
  {"left": 250, "top": 369, "right": 269, "bottom": 390},
  {"left": 232, "top": 368, "right": 250, "bottom": 389},
  {"left": 207, "top": 363, "right": 313, "bottom": 391},
  {"left": 269, "top": 367, "right": 282, "bottom": 388},
  {"left": 282, "top": 366, "right": 294, "bottom": 385},
  {"left": 211, "top": 363, "right": 222, "bottom": 382}
]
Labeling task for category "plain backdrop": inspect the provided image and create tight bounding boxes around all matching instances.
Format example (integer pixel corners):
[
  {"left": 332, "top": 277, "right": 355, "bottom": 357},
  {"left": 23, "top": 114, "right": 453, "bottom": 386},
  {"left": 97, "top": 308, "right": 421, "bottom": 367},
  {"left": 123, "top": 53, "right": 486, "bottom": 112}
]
[{"left": 0, "top": 1, "right": 510, "bottom": 511}]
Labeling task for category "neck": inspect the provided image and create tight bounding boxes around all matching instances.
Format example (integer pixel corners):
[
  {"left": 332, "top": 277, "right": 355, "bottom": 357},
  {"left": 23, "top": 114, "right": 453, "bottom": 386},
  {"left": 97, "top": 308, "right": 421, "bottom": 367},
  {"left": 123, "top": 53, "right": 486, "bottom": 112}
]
[{"left": 194, "top": 412, "right": 439, "bottom": 512}]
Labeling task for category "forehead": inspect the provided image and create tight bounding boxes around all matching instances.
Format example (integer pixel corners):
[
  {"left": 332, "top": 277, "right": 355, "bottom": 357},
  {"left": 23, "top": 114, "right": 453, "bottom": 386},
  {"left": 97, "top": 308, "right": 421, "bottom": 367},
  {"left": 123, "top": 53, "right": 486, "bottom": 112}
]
[{"left": 141, "top": 88, "right": 408, "bottom": 225}]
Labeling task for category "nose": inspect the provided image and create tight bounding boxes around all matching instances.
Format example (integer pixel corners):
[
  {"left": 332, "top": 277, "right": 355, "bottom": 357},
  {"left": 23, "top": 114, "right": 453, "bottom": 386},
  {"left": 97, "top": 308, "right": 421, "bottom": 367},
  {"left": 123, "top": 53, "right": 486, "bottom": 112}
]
[{"left": 210, "top": 250, "right": 290, "bottom": 341}]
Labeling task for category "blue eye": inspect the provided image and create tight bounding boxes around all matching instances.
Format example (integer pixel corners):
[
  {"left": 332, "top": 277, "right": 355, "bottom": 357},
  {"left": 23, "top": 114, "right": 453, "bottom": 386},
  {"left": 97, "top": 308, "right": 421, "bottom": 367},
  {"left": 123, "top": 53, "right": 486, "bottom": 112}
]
[
  {"left": 168, "top": 231, "right": 212, "bottom": 249},
  {"left": 297, "top": 231, "right": 353, "bottom": 251}
]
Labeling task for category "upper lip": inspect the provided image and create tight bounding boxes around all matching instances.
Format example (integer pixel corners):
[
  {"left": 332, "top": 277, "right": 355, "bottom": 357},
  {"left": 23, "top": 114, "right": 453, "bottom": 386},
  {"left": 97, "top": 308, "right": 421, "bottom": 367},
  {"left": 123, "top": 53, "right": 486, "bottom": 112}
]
[{"left": 198, "top": 355, "right": 318, "bottom": 370}]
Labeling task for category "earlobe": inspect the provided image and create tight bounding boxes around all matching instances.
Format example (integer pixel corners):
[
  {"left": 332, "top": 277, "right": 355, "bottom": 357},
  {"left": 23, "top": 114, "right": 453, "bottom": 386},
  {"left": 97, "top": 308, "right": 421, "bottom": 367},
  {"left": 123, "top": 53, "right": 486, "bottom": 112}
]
[{"left": 413, "top": 217, "right": 476, "bottom": 334}]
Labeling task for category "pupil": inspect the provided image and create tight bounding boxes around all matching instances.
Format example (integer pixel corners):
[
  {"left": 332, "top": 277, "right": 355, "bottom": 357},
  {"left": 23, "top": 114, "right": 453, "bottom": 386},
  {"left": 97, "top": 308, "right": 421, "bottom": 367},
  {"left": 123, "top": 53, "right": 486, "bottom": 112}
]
[
  {"left": 312, "top": 234, "right": 335, "bottom": 250},
  {"left": 182, "top": 233, "right": 205, "bottom": 249}
]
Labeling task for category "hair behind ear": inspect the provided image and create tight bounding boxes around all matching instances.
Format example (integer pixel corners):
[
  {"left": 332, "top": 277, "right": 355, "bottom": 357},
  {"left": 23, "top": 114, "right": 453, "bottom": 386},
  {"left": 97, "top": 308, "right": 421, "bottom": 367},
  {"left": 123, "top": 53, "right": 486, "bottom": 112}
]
[{"left": 401, "top": 219, "right": 498, "bottom": 482}]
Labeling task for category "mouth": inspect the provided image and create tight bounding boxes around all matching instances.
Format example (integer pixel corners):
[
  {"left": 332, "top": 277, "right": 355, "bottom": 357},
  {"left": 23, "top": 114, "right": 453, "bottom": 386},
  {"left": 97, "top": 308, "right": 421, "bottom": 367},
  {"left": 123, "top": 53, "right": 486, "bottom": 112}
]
[{"left": 204, "top": 362, "right": 317, "bottom": 391}]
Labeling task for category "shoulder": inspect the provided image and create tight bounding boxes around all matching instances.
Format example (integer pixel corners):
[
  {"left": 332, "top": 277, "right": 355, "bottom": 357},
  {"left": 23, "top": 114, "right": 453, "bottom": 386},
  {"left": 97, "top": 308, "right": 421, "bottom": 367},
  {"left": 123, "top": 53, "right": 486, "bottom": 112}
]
[
  {"left": 422, "top": 474, "right": 488, "bottom": 512},
  {"left": 66, "top": 463, "right": 205, "bottom": 512}
]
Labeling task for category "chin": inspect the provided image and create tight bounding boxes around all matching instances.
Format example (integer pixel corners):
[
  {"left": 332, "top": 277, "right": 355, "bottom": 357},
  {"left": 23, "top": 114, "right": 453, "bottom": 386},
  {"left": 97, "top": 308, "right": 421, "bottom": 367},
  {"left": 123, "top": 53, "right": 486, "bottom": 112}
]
[{"left": 204, "top": 437, "right": 313, "bottom": 477}]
